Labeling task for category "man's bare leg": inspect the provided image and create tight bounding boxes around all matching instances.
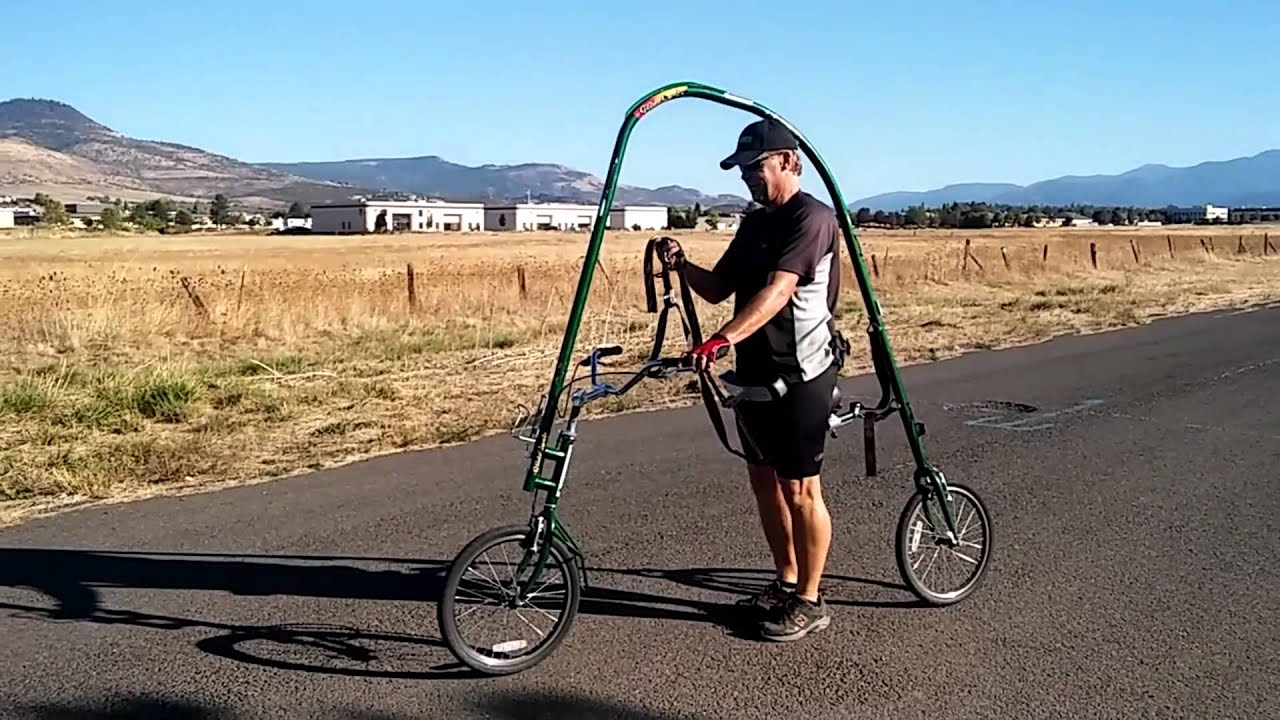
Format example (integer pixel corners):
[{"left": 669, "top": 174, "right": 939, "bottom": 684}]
[
  {"left": 779, "top": 474, "right": 832, "bottom": 601},
  {"left": 747, "top": 463, "right": 798, "bottom": 584}
]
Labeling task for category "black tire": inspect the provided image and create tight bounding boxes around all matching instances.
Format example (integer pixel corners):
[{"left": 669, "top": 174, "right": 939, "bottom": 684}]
[
  {"left": 895, "top": 483, "right": 991, "bottom": 606},
  {"left": 437, "top": 524, "right": 581, "bottom": 676}
]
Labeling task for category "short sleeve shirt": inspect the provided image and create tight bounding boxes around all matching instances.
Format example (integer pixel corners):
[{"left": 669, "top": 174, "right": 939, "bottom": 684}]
[{"left": 712, "top": 191, "right": 841, "bottom": 385}]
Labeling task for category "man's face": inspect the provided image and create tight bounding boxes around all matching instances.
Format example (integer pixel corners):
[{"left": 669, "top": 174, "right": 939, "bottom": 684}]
[{"left": 739, "top": 151, "right": 789, "bottom": 205}]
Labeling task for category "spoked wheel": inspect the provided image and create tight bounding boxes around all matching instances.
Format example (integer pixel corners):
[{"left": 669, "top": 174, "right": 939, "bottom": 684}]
[
  {"left": 437, "top": 524, "right": 581, "bottom": 675},
  {"left": 895, "top": 483, "right": 991, "bottom": 606}
]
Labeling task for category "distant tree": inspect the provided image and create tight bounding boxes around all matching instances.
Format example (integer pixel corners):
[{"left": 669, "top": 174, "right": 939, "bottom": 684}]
[
  {"left": 99, "top": 206, "right": 124, "bottom": 231},
  {"left": 666, "top": 206, "right": 697, "bottom": 229},
  {"left": 174, "top": 209, "right": 194, "bottom": 227},
  {"left": 145, "top": 197, "right": 176, "bottom": 221},
  {"left": 287, "top": 201, "right": 308, "bottom": 218},
  {"left": 210, "top": 194, "right": 232, "bottom": 227},
  {"left": 905, "top": 205, "right": 928, "bottom": 227},
  {"left": 854, "top": 207, "right": 872, "bottom": 226},
  {"left": 33, "top": 193, "right": 69, "bottom": 226}
]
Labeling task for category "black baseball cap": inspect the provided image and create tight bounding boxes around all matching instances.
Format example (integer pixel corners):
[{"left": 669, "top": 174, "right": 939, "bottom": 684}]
[{"left": 719, "top": 118, "right": 799, "bottom": 170}]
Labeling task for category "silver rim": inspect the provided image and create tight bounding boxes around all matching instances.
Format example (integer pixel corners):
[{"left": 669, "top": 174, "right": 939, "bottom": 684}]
[
  {"left": 903, "top": 488, "right": 988, "bottom": 601},
  {"left": 450, "top": 536, "right": 572, "bottom": 666}
]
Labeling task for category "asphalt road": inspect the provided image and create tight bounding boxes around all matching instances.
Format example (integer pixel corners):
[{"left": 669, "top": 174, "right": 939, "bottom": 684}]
[{"left": 3, "top": 305, "right": 1279, "bottom": 720}]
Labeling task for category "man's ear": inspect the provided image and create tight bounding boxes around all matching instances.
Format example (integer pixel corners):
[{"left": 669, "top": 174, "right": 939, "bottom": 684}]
[{"left": 781, "top": 150, "right": 801, "bottom": 174}]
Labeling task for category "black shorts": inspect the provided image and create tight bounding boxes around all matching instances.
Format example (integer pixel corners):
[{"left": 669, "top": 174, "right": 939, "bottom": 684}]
[{"left": 732, "top": 363, "right": 838, "bottom": 479}]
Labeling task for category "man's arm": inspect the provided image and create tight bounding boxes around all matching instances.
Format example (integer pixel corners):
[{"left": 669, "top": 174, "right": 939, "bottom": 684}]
[
  {"left": 715, "top": 270, "right": 798, "bottom": 344},
  {"left": 682, "top": 260, "right": 734, "bottom": 304}
]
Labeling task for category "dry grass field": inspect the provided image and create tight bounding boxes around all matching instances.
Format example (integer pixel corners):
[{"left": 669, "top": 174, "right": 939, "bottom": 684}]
[{"left": 2, "top": 223, "right": 1279, "bottom": 525}]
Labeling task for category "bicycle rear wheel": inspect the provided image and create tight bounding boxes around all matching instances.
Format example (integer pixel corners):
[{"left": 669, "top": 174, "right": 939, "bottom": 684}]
[
  {"left": 437, "top": 524, "right": 581, "bottom": 675},
  {"left": 895, "top": 483, "right": 991, "bottom": 605}
]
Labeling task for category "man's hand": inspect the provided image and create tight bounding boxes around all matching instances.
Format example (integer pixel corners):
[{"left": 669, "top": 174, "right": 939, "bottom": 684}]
[
  {"left": 687, "top": 333, "right": 730, "bottom": 372},
  {"left": 656, "top": 237, "right": 686, "bottom": 272}
]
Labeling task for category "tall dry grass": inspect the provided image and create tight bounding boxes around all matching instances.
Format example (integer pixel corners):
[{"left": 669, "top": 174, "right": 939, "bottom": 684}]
[{"left": 2, "top": 224, "right": 1278, "bottom": 524}]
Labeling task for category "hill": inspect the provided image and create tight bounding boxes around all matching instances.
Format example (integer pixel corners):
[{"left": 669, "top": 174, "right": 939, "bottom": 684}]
[
  {"left": 852, "top": 150, "right": 1280, "bottom": 211},
  {"left": 0, "top": 98, "right": 362, "bottom": 206},
  {"left": 0, "top": 97, "right": 745, "bottom": 209},
  {"left": 259, "top": 156, "right": 746, "bottom": 207}
]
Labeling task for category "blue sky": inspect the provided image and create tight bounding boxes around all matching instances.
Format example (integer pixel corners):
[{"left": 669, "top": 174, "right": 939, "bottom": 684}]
[{"left": 5, "top": 0, "right": 1278, "bottom": 201}]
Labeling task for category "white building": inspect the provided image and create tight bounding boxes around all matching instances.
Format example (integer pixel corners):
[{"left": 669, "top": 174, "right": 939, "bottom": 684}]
[
  {"left": 696, "top": 212, "right": 743, "bottom": 232},
  {"left": 484, "top": 202, "right": 672, "bottom": 231},
  {"left": 1228, "top": 206, "right": 1280, "bottom": 223},
  {"left": 608, "top": 205, "right": 668, "bottom": 231},
  {"left": 310, "top": 199, "right": 485, "bottom": 234},
  {"left": 270, "top": 216, "right": 312, "bottom": 231},
  {"left": 0, "top": 208, "right": 13, "bottom": 229},
  {"left": 484, "top": 203, "right": 601, "bottom": 231},
  {"left": 1168, "top": 204, "right": 1229, "bottom": 223}
]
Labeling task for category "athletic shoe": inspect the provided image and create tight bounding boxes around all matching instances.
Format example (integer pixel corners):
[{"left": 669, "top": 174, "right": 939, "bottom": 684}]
[
  {"left": 734, "top": 578, "right": 792, "bottom": 616},
  {"left": 759, "top": 592, "right": 830, "bottom": 641}
]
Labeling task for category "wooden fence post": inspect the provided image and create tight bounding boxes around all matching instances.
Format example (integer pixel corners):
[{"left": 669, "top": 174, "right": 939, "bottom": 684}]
[
  {"left": 1167, "top": 235, "right": 1175, "bottom": 258},
  {"left": 235, "top": 265, "right": 246, "bottom": 319},
  {"left": 1089, "top": 242, "right": 1098, "bottom": 270},
  {"left": 179, "top": 275, "right": 211, "bottom": 323},
  {"left": 1001, "top": 246, "right": 1010, "bottom": 271},
  {"left": 962, "top": 238, "right": 983, "bottom": 272},
  {"left": 406, "top": 262, "right": 418, "bottom": 311},
  {"left": 1130, "top": 238, "right": 1141, "bottom": 264}
]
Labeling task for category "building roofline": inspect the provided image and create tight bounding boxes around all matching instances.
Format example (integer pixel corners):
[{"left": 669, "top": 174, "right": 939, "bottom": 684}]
[{"left": 312, "top": 200, "right": 486, "bottom": 210}]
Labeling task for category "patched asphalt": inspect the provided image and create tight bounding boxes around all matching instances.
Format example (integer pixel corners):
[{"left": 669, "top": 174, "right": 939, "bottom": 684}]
[{"left": 2, "top": 304, "right": 1278, "bottom": 719}]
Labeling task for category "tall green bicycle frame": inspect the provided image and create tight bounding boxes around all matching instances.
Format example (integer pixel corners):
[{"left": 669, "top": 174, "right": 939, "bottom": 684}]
[
  {"left": 437, "top": 81, "right": 991, "bottom": 676},
  {"left": 522, "top": 81, "right": 950, "bottom": 525}
]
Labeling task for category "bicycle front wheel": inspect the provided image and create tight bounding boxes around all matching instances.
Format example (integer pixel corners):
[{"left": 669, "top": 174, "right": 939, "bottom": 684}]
[
  {"left": 895, "top": 483, "right": 991, "bottom": 606},
  {"left": 437, "top": 524, "right": 582, "bottom": 675}
]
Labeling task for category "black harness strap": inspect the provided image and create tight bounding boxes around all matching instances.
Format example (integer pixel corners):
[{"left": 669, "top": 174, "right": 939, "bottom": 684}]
[{"left": 643, "top": 237, "right": 763, "bottom": 462}]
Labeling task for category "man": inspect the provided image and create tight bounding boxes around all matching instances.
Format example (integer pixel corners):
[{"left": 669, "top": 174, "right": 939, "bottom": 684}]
[{"left": 658, "top": 117, "right": 842, "bottom": 642}]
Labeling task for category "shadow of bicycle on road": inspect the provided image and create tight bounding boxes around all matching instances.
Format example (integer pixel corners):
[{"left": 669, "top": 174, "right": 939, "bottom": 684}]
[
  {"left": 13, "top": 687, "right": 710, "bottom": 720},
  {"left": 1, "top": 547, "right": 924, "bottom": 680}
]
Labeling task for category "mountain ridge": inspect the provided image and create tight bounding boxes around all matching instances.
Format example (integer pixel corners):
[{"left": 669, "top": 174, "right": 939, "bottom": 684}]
[
  {"left": 5, "top": 96, "right": 1276, "bottom": 212},
  {"left": 0, "top": 97, "right": 746, "bottom": 208},
  {"left": 258, "top": 155, "right": 747, "bottom": 207},
  {"left": 852, "top": 149, "right": 1280, "bottom": 210}
]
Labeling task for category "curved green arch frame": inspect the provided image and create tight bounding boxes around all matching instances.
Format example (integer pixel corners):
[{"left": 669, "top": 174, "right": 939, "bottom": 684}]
[{"left": 524, "top": 80, "right": 938, "bottom": 491}]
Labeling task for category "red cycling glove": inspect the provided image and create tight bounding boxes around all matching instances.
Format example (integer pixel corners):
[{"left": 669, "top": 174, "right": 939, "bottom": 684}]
[{"left": 688, "top": 333, "right": 730, "bottom": 370}]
